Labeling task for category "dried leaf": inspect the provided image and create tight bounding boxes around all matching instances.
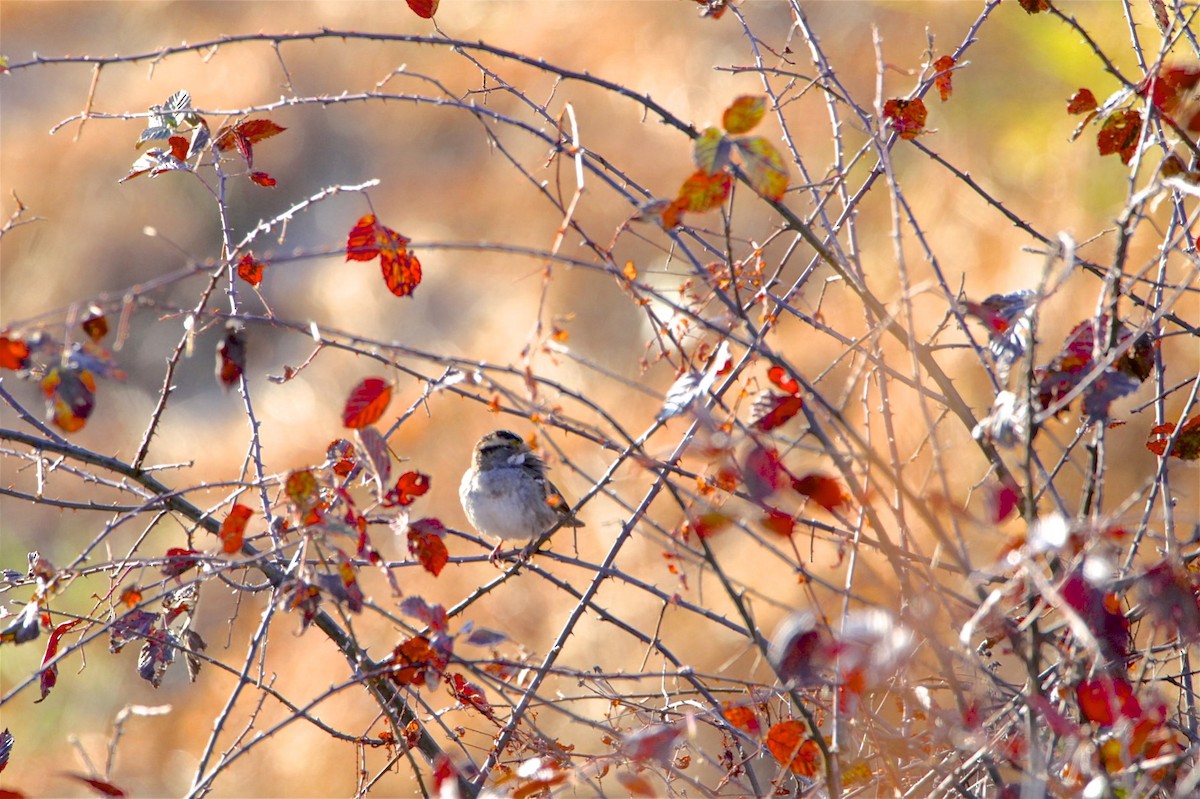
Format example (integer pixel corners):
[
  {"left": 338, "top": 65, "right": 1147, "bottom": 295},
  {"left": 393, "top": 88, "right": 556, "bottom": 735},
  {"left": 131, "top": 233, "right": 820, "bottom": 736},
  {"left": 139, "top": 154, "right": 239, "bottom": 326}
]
[
  {"left": 932, "top": 55, "right": 956, "bottom": 102},
  {"left": 882, "top": 97, "right": 927, "bottom": 139}
]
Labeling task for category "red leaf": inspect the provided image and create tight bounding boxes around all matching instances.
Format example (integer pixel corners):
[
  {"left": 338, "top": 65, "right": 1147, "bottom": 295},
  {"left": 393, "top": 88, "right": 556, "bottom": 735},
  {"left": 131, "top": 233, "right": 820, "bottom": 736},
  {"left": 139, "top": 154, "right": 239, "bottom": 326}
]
[
  {"left": 214, "top": 119, "right": 286, "bottom": 151},
  {"left": 59, "top": 774, "right": 127, "bottom": 798},
  {"left": 1067, "top": 88, "right": 1098, "bottom": 114},
  {"left": 989, "top": 481, "right": 1020, "bottom": 523},
  {"left": 342, "top": 377, "right": 392, "bottom": 429},
  {"left": 408, "top": 518, "right": 449, "bottom": 577},
  {"left": 1146, "top": 416, "right": 1200, "bottom": 460},
  {"left": 1059, "top": 569, "right": 1130, "bottom": 664},
  {"left": 219, "top": 504, "right": 252, "bottom": 554},
  {"left": 406, "top": 0, "right": 439, "bottom": 17},
  {"left": 1017, "top": 0, "right": 1050, "bottom": 11},
  {"left": 448, "top": 673, "right": 493, "bottom": 717},
  {"left": 767, "top": 365, "right": 800, "bottom": 395},
  {"left": 765, "top": 720, "right": 821, "bottom": 776},
  {"left": 381, "top": 248, "right": 423, "bottom": 298},
  {"left": 346, "top": 214, "right": 382, "bottom": 261},
  {"left": 0, "top": 336, "right": 31, "bottom": 370},
  {"left": 882, "top": 97, "right": 927, "bottom": 139},
  {"left": 386, "top": 471, "right": 431, "bottom": 507},
  {"left": 167, "top": 135, "right": 189, "bottom": 162},
  {"left": 1097, "top": 110, "right": 1142, "bottom": 164},
  {"left": 1141, "top": 63, "right": 1200, "bottom": 130},
  {"left": 249, "top": 171, "right": 277, "bottom": 187},
  {"left": 1077, "top": 676, "right": 1141, "bottom": 726},
  {"left": 38, "top": 620, "right": 81, "bottom": 702},
  {"left": 752, "top": 393, "right": 803, "bottom": 431},
  {"left": 932, "top": 55, "right": 956, "bottom": 102},
  {"left": 161, "top": 547, "right": 202, "bottom": 578},
  {"left": 215, "top": 323, "right": 246, "bottom": 390},
  {"left": 236, "top": 253, "right": 264, "bottom": 286},
  {"left": 792, "top": 473, "right": 850, "bottom": 513}
]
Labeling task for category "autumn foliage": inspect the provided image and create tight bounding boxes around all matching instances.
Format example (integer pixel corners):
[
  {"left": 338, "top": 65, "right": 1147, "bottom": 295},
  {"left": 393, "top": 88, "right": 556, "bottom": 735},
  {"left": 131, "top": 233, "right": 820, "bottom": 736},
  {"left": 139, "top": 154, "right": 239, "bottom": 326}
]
[{"left": 1, "top": 3, "right": 1198, "bottom": 799}]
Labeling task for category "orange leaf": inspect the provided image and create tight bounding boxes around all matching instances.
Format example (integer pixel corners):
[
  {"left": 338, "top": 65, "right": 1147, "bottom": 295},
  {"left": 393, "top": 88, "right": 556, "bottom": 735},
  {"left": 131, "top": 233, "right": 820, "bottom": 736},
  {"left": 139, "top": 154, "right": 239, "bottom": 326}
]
[
  {"left": 0, "top": 336, "right": 31, "bottom": 370},
  {"left": 219, "top": 504, "right": 252, "bottom": 554},
  {"left": 408, "top": 518, "right": 449, "bottom": 577},
  {"left": 792, "top": 473, "right": 850, "bottom": 512},
  {"left": 622, "top": 261, "right": 638, "bottom": 280},
  {"left": 932, "top": 55, "right": 956, "bottom": 102},
  {"left": 765, "top": 719, "right": 821, "bottom": 776},
  {"left": 660, "top": 199, "right": 686, "bottom": 229},
  {"left": 406, "top": 0, "right": 439, "bottom": 17},
  {"left": 1146, "top": 416, "right": 1200, "bottom": 460},
  {"left": 118, "top": 585, "right": 142, "bottom": 607},
  {"left": 723, "top": 703, "right": 761, "bottom": 735},
  {"left": 388, "top": 635, "right": 443, "bottom": 686},
  {"left": 882, "top": 97, "right": 927, "bottom": 139},
  {"left": 1097, "top": 110, "right": 1142, "bottom": 164},
  {"left": 249, "top": 171, "right": 277, "bottom": 187},
  {"left": 380, "top": 248, "right": 423, "bottom": 298},
  {"left": 675, "top": 169, "right": 732, "bottom": 213},
  {"left": 760, "top": 508, "right": 795, "bottom": 537},
  {"left": 722, "top": 95, "right": 767, "bottom": 134},
  {"left": 342, "top": 377, "right": 392, "bottom": 428},
  {"left": 1067, "top": 88, "right": 1098, "bottom": 114}
]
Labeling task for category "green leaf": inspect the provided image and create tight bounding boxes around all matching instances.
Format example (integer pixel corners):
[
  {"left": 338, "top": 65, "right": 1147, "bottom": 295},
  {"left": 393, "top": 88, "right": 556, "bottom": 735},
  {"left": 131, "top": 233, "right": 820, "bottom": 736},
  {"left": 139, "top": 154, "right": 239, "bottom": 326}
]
[
  {"left": 734, "top": 136, "right": 789, "bottom": 201},
  {"left": 692, "top": 127, "right": 732, "bottom": 175}
]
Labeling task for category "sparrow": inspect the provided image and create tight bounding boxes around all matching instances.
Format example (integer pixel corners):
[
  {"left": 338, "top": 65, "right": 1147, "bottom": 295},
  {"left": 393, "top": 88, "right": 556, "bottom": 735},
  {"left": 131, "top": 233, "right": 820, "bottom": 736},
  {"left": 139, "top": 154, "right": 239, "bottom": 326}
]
[{"left": 459, "top": 430, "right": 584, "bottom": 558}]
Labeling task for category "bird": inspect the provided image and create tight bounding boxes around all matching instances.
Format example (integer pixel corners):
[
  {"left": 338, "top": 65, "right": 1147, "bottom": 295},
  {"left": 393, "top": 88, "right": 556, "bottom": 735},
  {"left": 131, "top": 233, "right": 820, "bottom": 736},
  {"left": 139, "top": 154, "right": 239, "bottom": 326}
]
[{"left": 459, "top": 430, "right": 584, "bottom": 559}]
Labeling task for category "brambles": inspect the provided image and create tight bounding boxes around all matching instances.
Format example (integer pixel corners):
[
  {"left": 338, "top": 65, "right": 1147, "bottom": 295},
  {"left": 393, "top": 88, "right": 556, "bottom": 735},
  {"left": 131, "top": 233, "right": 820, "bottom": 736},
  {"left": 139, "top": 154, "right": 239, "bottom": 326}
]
[{"left": 1, "top": 3, "right": 1197, "bottom": 798}]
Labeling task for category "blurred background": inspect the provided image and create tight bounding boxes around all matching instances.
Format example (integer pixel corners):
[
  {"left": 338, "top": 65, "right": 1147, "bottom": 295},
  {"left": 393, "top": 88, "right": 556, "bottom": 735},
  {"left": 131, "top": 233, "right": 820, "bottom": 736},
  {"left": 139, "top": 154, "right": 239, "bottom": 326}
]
[{"left": 2, "top": 1, "right": 1195, "bottom": 796}]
